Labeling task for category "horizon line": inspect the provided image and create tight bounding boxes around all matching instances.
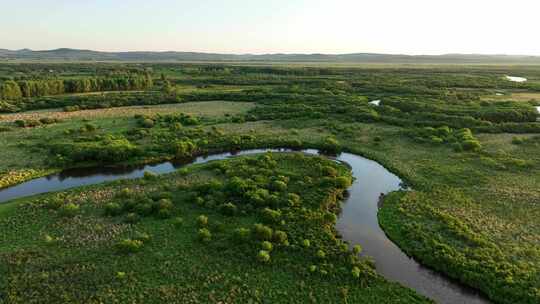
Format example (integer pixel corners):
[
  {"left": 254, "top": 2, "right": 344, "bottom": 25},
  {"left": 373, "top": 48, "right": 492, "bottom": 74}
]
[{"left": 2, "top": 48, "right": 540, "bottom": 58}]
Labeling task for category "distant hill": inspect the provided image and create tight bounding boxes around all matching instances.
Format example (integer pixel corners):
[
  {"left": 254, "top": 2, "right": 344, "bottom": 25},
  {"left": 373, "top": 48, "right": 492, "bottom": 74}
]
[{"left": 1, "top": 48, "right": 540, "bottom": 64}]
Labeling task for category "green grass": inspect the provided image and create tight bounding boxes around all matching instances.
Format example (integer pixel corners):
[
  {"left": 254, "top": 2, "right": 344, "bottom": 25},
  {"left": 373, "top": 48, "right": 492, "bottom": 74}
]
[
  {"left": 0, "top": 101, "right": 254, "bottom": 177},
  {"left": 1, "top": 63, "right": 540, "bottom": 303},
  {"left": 0, "top": 153, "right": 427, "bottom": 303}
]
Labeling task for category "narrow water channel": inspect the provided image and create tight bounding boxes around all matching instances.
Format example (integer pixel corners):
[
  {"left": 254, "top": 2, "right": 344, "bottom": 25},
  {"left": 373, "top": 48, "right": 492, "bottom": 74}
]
[{"left": 0, "top": 149, "right": 489, "bottom": 304}]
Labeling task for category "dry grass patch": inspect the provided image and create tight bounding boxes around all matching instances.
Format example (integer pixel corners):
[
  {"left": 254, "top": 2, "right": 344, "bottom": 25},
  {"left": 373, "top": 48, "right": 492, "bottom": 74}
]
[{"left": 0, "top": 101, "right": 254, "bottom": 123}]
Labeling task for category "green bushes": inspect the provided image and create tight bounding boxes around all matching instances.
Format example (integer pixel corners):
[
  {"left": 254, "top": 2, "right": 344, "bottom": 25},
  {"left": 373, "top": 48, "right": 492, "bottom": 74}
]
[
  {"left": 14, "top": 119, "right": 42, "bottom": 128},
  {"left": 171, "top": 140, "right": 197, "bottom": 158},
  {"left": 198, "top": 228, "right": 212, "bottom": 242},
  {"left": 219, "top": 202, "right": 238, "bottom": 216},
  {"left": 273, "top": 230, "right": 288, "bottom": 245},
  {"left": 59, "top": 203, "right": 80, "bottom": 217},
  {"left": 321, "top": 137, "right": 341, "bottom": 154},
  {"left": 50, "top": 135, "right": 140, "bottom": 164},
  {"left": 116, "top": 239, "right": 144, "bottom": 254},
  {"left": 270, "top": 180, "right": 287, "bottom": 192},
  {"left": 257, "top": 250, "right": 271, "bottom": 263},
  {"left": 254, "top": 223, "right": 273, "bottom": 241},
  {"left": 335, "top": 176, "right": 352, "bottom": 189},
  {"left": 197, "top": 215, "right": 209, "bottom": 227},
  {"left": 13, "top": 117, "right": 60, "bottom": 128},
  {"left": 261, "top": 208, "right": 281, "bottom": 223},
  {"left": 39, "top": 117, "right": 61, "bottom": 125},
  {"left": 233, "top": 227, "right": 251, "bottom": 243},
  {"left": 64, "top": 105, "right": 80, "bottom": 112},
  {"left": 141, "top": 119, "right": 155, "bottom": 128},
  {"left": 261, "top": 241, "right": 273, "bottom": 252},
  {"left": 408, "top": 126, "right": 482, "bottom": 152},
  {"left": 104, "top": 202, "right": 122, "bottom": 216}
]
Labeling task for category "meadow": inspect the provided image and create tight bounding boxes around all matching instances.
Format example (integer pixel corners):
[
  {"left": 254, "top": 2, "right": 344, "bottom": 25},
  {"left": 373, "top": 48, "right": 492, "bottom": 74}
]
[{"left": 1, "top": 63, "right": 539, "bottom": 303}]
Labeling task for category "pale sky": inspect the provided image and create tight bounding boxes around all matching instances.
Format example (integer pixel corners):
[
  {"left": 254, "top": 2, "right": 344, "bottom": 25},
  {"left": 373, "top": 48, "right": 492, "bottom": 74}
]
[{"left": 1, "top": 0, "right": 539, "bottom": 55}]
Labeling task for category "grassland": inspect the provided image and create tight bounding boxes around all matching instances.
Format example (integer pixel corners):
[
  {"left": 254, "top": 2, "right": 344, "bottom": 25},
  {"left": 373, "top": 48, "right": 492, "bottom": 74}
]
[
  {"left": 0, "top": 100, "right": 253, "bottom": 123},
  {"left": 0, "top": 153, "right": 428, "bottom": 303},
  {"left": 1, "top": 63, "right": 540, "bottom": 303}
]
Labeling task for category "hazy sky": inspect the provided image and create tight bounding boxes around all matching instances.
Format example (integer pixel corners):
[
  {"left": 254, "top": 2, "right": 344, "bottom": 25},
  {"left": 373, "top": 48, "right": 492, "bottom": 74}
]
[{"left": 1, "top": 0, "right": 539, "bottom": 55}]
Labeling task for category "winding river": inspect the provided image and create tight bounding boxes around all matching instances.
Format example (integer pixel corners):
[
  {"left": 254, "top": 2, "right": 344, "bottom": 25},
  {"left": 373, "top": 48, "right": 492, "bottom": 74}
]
[{"left": 0, "top": 149, "right": 488, "bottom": 304}]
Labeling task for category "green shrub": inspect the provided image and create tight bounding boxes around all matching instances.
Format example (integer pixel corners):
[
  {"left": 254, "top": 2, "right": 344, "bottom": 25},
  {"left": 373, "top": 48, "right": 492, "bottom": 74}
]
[
  {"left": 352, "top": 245, "right": 362, "bottom": 255},
  {"left": 117, "top": 187, "right": 133, "bottom": 198},
  {"left": 44, "top": 234, "right": 57, "bottom": 245},
  {"left": 351, "top": 266, "right": 361, "bottom": 278},
  {"left": 233, "top": 227, "right": 251, "bottom": 243},
  {"left": 135, "top": 203, "right": 153, "bottom": 216},
  {"left": 197, "top": 215, "right": 209, "bottom": 227},
  {"left": 104, "top": 202, "right": 122, "bottom": 216},
  {"left": 194, "top": 196, "right": 205, "bottom": 206},
  {"left": 254, "top": 223, "right": 273, "bottom": 241},
  {"left": 261, "top": 241, "right": 273, "bottom": 252},
  {"left": 257, "top": 250, "right": 271, "bottom": 263},
  {"left": 261, "top": 208, "right": 281, "bottom": 223},
  {"left": 287, "top": 193, "right": 301, "bottom": 206},
  {"left": 323, "top": 212, "right": 338, "bottom": 223},
  {"left": 322, "top": 137, "right": 340, "bottom": 154},
  {"left": 511, "top": 137, "right": 525, "bottom": 145},
  {"left": 219, "top": 202, "right": 238, "bottom": 216},
  {"left": 316, "top": 249, "right": 326, "bottom": 259},
  {"left": 462, "top": 139, "right": 482, "bottom": 151},
  {"left": 133, "top": 232, "right": 151, "bottom": 243},
  {"left": 64, "top": 105, "right": 80, "bottom": 112},
  {"left": 322, "top": 166, "right": 338, "bottom": 177},
  {"left": 81, "top": 123, "right": 97, "bottom": 132},
  {"left": 198, "top": 228, "right": 212, "bottom": 242},
  {"left": 302, "top": 239, "right": 311, "bottom": 248},
  {"left": 116, "top": 272, "right": 127, "bottom": 280},
  {"left": 59, "top": 203, "right": 80, "bottom": 217},
  {"left": 273, "top": 230, "right": 288, "bottom": 245},
  {"left": 157, "top": 198, "right": 173, "bottom": 210},
  {"left": 141, "top": 119, "right": 155, "bottom": 128},
  {"left": 125, "top": 213, "right": 139, "bottom": 224},
  {"left": 271, "top": 180, "right": 287, "bottom": 192},
  {"left": 143, "top": 171, "right": 157, "bottom": 180},
  {"left": 116, "top": 239, "right": 143, "bottom": 254},
  {"left": 39, "top": 117, "right": 60, "bottom": 125},
  {"left": 335, "top": 176, "right": 352, "bottom": 188},
  {"left": 43, "top": 197, "right": 64, "bottom": 210},
  {"left": 157, "top": 209, "right": 172, "bottom": 219},
  {"left": 172, "top": 217, "right": 184, "bottom": 227}
]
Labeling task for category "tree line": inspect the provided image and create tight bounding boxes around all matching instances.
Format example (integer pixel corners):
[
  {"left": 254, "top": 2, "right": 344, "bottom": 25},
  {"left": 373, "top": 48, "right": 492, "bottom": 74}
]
[{"left": 0, "top": 74, "right": 153, "bottom": 100}]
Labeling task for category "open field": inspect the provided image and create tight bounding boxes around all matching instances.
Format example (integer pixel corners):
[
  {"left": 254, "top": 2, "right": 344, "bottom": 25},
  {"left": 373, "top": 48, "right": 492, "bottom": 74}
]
[
  {"left": 0, "top": 101, "right": 253, "bottom": 123},
  {"left": 1, "top": 63, "right": 540, "bottom": 303},
  {"left": 484, "top": 91, "right": 540, "bottom": 103}
]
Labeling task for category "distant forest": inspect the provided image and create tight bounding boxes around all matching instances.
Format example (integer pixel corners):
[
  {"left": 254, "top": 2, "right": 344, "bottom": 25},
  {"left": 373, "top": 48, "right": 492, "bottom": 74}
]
[{"left": 0, "top": 74, "right": 153, "bottom": 99}]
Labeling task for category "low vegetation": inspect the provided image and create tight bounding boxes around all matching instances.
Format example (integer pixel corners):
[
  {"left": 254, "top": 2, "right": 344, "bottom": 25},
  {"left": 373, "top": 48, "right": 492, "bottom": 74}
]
[
  {"left": 0, "top": 153, "right": 426, "bottom": 303},
  {"left": 1, "top": 63, "right": 539, "bottom": 303}
]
